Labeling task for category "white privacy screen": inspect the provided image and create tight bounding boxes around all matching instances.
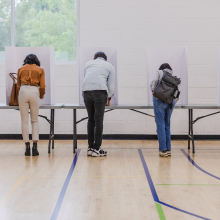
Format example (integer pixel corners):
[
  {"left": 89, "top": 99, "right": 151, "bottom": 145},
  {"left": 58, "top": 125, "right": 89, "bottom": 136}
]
[
  {"left": 5, "top": 46, "right": 55, "bottom": 105},
  {"left": 147, "top": 46, "right": 188, "bottom": 105},
  {"left": 79, "top": 47, "right": 118, "bottom": 105}
]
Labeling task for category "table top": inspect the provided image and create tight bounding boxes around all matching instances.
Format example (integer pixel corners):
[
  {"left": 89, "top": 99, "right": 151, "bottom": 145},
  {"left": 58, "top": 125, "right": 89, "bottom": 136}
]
[
  {"left": 63, "top": 103, "right": 182, "bottom": 109},
  {"left": 63, "top": 103, "right": 154, "bottom": 109},
  {"left": 39, "top": 104, "right": 64, "bottom": 109},
  {"left": 0, "top": 103, "right": 64, "bottom": 109},
  {"left": 1, "top": 103, "right": 219, "bottom": 110},
  {"left": 181, "top": 104, "right": 220, "bottom": 109}
]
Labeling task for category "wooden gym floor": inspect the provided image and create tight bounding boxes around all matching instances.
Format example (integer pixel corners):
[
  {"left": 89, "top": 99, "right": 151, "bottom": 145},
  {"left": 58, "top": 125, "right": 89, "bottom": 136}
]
[{"left": 0, "top": 140, "right": 219, "bottom": 220}]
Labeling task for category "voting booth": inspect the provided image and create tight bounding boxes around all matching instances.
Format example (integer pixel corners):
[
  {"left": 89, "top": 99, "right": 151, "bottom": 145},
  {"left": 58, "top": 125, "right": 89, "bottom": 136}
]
[
  {"left": 79, "top": 47, "right": 118, "bottom": 105},
  {"left": 5, "top": 46, "right": 55, "bottom": 105},
  {"left": 147, "top": 46, "right": 188, "bottom": 105}
]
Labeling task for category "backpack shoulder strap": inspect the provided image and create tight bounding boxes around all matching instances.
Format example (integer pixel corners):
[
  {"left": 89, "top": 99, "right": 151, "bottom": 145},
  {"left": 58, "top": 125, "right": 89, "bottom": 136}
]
[
  {"left": 161, "top": 70, "right": 167, "bottom": 80},
  {"left": 158, "top": 70, "right": 166, "bottom": 83},
  {"left": 154, "top": 70, "right": 166, "bottom": 90}
]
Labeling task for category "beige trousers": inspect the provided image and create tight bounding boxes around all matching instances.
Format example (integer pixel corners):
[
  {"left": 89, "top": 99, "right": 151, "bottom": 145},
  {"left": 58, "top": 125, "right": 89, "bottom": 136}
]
[{"left": 19, "top": 85, "right": 40, "bottom": 142}]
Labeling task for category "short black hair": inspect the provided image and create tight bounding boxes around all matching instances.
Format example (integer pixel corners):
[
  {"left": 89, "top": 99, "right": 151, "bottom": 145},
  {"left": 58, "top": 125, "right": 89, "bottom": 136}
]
[
  {"left": 23, "top": 54, "right": 40, "bottom": 66},
  {"left": 159, "top": 63, "right": 172, "bottom": 71},
  {"left": 94, "top": 51, "right": 107, "bottom": 60}
]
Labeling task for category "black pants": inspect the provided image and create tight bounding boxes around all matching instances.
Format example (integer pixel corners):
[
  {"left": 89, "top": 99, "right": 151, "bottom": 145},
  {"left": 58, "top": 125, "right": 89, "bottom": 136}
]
[{"left": 84, "top": 90, "right": 107, "bottom": 150}]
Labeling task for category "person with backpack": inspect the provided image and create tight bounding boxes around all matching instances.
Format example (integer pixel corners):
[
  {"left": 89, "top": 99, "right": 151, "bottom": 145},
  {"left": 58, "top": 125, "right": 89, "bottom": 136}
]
[{"left": 150, "top": 63, "right": 180, "bottom": 157}]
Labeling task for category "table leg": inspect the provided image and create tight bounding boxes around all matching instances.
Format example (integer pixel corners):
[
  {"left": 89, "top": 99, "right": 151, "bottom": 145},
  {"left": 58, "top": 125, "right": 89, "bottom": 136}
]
[
  {"left": 191, "top": 109, "right": 195, "bottom": 153},
  {"left": 188, "top": 109, "right": 191, "bottom": 150},
  {"left": 73, "top": 109, "right": 77, "bottom": 153},
  {"left": 52, "top": 109, "right": 55, "bottom": 149},
  {"left": 48, "top": 109, "right": 52, "bottom": 153}
]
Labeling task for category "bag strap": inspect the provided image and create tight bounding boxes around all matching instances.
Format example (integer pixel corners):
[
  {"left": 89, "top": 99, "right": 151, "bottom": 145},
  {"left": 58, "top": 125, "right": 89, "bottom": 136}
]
[
  {"left": 154, "top": 70, "right": 167, "bottom": 92},
  {"left": 161, "top": 70, "right": 167, "bottom": 80},
  {"left": 9, "top": 73, "right": 17, "bottom": 84}
]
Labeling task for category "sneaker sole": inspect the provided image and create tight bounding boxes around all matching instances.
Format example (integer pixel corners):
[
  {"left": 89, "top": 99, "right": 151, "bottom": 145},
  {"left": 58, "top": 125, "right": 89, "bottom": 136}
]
[
  {"left": 159, "top": 154, "right": 168, "bottom": 157},
  {"left": 91, "top": 153, "right": 107, "bottom": 157},
  {"left": 92, "top": 153, "right": 100, "bottom": 157},
  {"left": 166, "top": 151, "right": 171, "bottom": 156},
  {"left": 87, "top": 152, "right": 92, "bottom": 156}
]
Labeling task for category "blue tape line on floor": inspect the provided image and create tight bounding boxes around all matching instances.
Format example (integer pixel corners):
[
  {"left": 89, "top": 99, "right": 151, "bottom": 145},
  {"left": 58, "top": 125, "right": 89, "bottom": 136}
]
[
  {"left": 138, "top": 149, "right": 159, "bottom": 202},
  {"left": 50, "top": 149, "right": 81, "bottom": 220},
  {"left": 181, "top": 149, "right": 220, "bottom": 180},
  {"left": 138, "top": 149, "right": 210, "bottom": 220},
  {"left": 158, "top": 201, "right": 210, "bottom": 220}
]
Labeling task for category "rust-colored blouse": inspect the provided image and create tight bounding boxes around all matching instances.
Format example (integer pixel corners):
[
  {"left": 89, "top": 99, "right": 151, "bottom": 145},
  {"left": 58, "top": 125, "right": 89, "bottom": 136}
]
[{"left": 17, "top": 64, "right": 46, "bottom": 98}]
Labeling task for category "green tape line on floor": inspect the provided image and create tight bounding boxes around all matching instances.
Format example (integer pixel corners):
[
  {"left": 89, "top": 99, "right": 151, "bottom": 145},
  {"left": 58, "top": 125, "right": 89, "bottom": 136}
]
[{"left": 155, "top": 202, "right": 166, "bottom": 220}]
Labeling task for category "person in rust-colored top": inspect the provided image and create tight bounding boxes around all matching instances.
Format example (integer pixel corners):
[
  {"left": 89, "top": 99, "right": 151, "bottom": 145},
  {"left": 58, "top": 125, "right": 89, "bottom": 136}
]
[
  {"left": 17, "top": 54, "right": 46, "bottom": 156},
  {"left": 17, "top": 58, "right": 46, "bottom": 98}
]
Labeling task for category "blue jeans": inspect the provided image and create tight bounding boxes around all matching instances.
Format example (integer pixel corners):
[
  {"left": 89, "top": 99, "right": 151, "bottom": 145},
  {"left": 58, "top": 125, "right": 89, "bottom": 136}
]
[{"left": 153, "top": 97, "right": 174, "bottom": 152}]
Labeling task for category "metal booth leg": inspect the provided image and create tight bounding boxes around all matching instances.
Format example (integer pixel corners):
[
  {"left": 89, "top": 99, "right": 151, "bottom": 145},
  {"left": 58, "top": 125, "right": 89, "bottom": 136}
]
[
  {"left": 188, "top": 109, "right": 191, "bottom": 150},
  {"left": 190, "top": 109, "right": 195, "bottom": 153},
  {"left": 52, "top": 109, "right": 55, "bottom": 149},
  {"left": 48, "top": 109, "right": 53, "bottom": 153},
  {"left": 73, "top": 109, "right": 77, "bottom": 153}
]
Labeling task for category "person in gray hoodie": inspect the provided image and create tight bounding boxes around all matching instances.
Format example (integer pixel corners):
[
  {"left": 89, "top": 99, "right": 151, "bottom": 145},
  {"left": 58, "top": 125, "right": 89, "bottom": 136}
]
[
  {"left": 150, "top": 63, "right": 175, "bottom": 157},
  {"left": 82, "top": 51, "right": 115, "bottom": 157}
]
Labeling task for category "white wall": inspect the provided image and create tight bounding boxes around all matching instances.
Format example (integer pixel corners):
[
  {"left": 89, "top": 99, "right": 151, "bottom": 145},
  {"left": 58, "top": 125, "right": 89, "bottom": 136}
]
[{"left": 1, "top": 0, "right": 220, "bottom": 135}]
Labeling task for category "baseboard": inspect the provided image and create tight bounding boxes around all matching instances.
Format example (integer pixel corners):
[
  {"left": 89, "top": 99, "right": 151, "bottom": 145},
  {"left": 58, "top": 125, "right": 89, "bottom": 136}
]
[{"left": 0, "top": 134, "right": 220, "bottom": 140}]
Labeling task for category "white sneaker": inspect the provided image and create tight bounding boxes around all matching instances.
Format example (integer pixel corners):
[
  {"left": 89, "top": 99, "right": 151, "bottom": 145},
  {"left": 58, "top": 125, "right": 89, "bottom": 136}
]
[
  {"left": 166, "top": 150, "right": 171, "bottom": 156},
  {"left": 159, "top": 151, "right": 168, "bottom": 157},
  {"left": 91, "top": 148, "right": 107, "bottom": 157},
  {"left": 87, "top": 148, "right": 93, "bottom": 156}
]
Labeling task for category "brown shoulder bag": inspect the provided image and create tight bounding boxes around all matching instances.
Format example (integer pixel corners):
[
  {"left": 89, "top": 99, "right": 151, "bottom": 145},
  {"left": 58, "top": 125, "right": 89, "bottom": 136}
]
[{"left": 9, "top": 73, "right": 19, "bottom": 106}]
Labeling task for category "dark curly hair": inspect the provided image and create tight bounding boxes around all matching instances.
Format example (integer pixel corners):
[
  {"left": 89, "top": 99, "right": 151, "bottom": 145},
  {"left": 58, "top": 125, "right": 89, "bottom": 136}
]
[
  {"left": 159, "top": 63, "right": 172, "bottom": 71},
  {"left": 94, "top": 51, "right": 107, "bottom": 61},
  {"left": 23, "top": 54, "right": 40, "bottom": 66}
]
